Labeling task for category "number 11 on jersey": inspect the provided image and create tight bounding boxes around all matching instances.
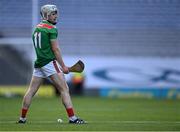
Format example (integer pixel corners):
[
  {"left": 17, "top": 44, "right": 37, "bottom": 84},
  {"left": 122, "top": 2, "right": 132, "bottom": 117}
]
[{"left": 34, "top": 32, "right": 42, "bottom": 49}]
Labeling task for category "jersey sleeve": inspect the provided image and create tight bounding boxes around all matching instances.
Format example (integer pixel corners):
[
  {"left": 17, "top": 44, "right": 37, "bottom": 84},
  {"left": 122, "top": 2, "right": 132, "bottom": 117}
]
[{"left": 49, "top": 28, "right": 58, "bottom": 41}]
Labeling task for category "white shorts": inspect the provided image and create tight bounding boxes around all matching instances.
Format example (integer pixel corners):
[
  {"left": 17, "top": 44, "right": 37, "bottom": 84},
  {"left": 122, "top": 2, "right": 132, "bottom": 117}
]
[{"left": 33, "top": 60, "right": 62, "bottom": 78}]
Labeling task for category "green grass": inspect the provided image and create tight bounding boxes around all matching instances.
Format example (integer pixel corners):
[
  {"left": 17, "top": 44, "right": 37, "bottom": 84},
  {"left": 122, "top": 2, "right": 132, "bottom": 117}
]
[{"left": 0, "top": 96, "right": 180, "bottom": 131}]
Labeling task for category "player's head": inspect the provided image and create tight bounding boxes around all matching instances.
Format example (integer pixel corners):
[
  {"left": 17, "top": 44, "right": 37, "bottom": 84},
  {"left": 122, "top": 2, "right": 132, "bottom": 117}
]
[{"left": 40, "top": 4, "right": 58, "bottom": 25}]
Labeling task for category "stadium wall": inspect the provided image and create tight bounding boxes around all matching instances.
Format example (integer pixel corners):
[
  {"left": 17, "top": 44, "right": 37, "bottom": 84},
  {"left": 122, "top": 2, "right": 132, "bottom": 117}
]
[{"left": 64, "top": 56, "right": 180, "bottom": 99}]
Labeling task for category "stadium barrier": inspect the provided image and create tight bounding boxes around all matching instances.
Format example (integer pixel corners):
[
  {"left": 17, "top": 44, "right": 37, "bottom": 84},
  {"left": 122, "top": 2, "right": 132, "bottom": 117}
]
[{"left": 100, "top": 88, "right": 180, "bottom": 99}]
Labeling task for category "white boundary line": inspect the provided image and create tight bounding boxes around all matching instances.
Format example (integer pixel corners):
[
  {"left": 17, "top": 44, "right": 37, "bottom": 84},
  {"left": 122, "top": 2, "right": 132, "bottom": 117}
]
[{"left": 0, "top": 120, "right": 180, "bottom": 124}]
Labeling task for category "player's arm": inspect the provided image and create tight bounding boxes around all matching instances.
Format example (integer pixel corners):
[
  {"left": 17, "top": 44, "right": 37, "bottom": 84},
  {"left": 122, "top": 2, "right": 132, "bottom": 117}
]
[{"left": 51, "top": 40, "right": 69, "bottom": 74}]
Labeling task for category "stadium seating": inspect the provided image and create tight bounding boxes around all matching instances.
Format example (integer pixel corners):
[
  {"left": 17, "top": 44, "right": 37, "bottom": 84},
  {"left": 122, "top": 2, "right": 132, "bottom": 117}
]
[{"left": 0, "top": 0, "right": 179, "bottom": 57}]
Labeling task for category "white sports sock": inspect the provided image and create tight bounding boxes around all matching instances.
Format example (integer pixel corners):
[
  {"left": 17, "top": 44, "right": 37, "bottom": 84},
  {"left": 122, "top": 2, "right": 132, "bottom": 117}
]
[
  {"left": 20, "top": 117, "right": 26, "bottom": 121},
  {"left": 69, "top": 115, "right": 77, "bottom": 121}
]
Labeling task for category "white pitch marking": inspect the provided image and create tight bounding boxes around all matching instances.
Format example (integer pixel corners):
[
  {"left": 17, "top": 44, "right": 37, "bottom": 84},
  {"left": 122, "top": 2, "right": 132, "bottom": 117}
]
[{"left": 0, "top": 120, "right": 180, "bottom": 124}]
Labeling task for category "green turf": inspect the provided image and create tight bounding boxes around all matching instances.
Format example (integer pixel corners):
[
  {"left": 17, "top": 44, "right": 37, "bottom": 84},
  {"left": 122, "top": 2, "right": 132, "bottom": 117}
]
[{"left": 0, "top": 96, "right": 180, "bottom": 131}]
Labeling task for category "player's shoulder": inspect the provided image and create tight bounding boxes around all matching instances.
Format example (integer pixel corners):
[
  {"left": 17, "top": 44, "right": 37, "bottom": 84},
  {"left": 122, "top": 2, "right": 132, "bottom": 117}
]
[
  {"left": 37, "top": 23, "right": 54, "bottom": 29},
  {"left": 36, "top": 20, "right": 57, "bottom": 32}
]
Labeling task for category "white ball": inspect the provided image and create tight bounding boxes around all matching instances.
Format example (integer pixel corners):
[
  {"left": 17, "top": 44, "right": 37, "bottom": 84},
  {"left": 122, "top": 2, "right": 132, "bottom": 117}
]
[{"left": 57, "top": 118, "right": 63, "bottom": 123}]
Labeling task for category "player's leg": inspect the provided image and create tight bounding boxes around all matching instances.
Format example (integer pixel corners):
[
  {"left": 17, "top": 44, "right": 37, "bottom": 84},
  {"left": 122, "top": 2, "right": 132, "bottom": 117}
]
[
  {"left": 17, "top": 76, "right": 43, "bottom": 123},
  {"left": 50, "top": 73, "right": 85, "bottom": 124}
]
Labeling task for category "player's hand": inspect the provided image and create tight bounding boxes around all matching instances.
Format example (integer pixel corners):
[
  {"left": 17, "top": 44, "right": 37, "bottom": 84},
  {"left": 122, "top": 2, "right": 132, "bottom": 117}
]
[{"left": 62, "top": 66, "right": 69, "bottom": 74}]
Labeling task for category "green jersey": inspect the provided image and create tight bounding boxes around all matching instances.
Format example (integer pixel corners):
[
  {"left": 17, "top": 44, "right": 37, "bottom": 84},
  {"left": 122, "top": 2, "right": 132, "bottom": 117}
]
[{"left": 32, "top": 20, "right": 58, "bottom": 68}]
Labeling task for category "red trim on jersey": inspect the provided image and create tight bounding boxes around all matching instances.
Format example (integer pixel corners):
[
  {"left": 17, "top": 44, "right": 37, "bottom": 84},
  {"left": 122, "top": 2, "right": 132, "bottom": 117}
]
[
  {"left": 53, "top": 60, "right": 60, "bottom": 73},
  {"left": 37, "top": 23, "right": 54, "bottom": 29}
]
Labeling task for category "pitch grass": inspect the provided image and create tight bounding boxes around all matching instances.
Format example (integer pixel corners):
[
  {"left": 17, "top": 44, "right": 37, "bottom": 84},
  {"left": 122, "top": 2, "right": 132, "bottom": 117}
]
[{"left": 0, "top": 96, "right": 180, "bottom": 131}]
